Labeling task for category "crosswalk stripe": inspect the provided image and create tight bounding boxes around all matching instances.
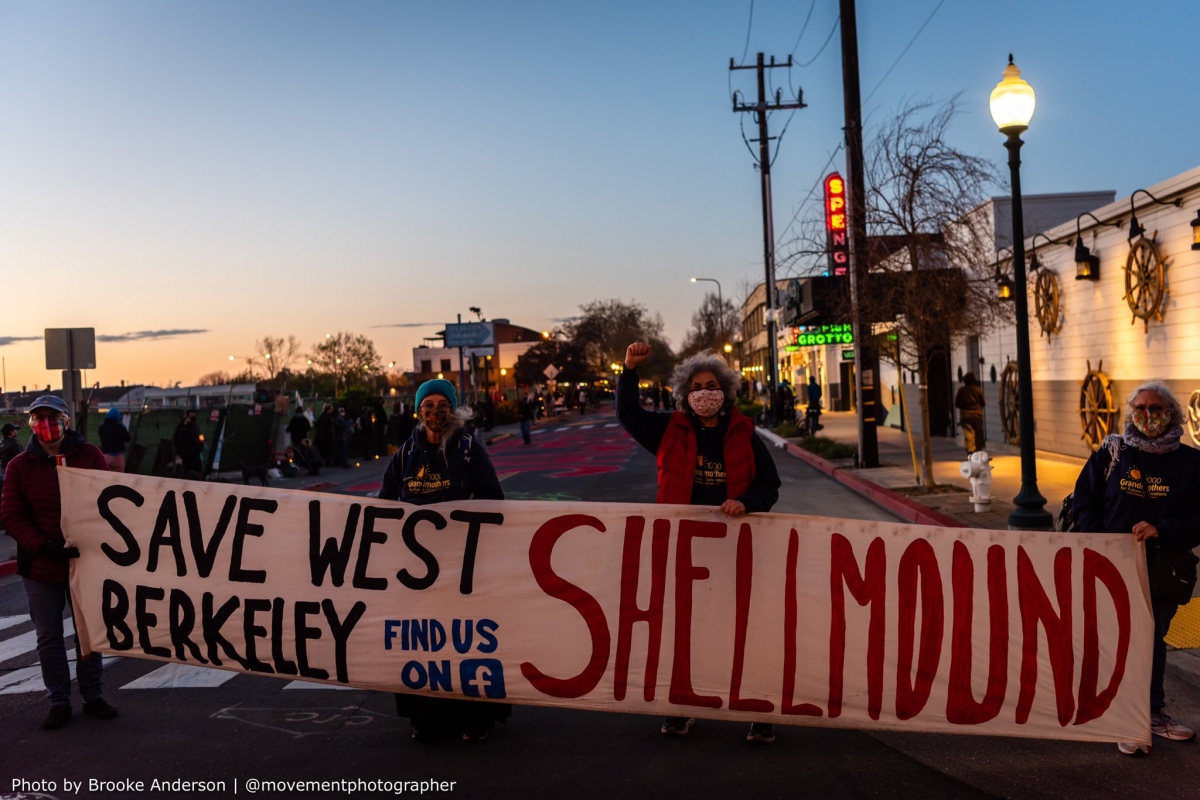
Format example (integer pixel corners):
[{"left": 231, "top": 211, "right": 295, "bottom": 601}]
[
  {"left": 0, "top": 615, "right": 28, "bottom": 634},
  {"left": 122, "top": 662, "right": 240, "bottom": 689},
  {"left": 578, "top": 425, "right": 594, "bottom": 430},
  {"left": 283, "top": 680, "right": 357, "bottom": 690},
  {"left": 0, "top": 617, "right": 74, "bottom": 664},
  {"left": 1, "top": 655, "right": 120, "bottom": 696},
  {"left": 604, "top": 423, "right": 619, "bottom": 427}
]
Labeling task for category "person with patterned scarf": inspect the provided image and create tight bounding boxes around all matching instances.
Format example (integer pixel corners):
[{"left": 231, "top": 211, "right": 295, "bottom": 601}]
[{"left": 1072, "top": 380, "right": 1200, "bottom": 756}]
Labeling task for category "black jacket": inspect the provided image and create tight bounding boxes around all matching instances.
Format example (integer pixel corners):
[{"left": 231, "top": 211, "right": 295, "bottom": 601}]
[{"left": 379, "top": 426, "right": 503, "bottom": 504}]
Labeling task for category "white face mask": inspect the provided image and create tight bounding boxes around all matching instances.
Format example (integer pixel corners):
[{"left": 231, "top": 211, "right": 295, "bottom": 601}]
[{"left": 688, "top": 389, "right": 725, "bottom": 418}]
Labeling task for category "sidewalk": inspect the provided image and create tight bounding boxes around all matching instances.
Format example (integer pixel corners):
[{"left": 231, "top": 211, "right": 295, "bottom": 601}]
[{"left": 774, "top": 410, "right": 1085, "bottom": 530}]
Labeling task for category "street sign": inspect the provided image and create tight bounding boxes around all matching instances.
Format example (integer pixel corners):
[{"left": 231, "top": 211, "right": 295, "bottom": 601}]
[
  {"left": 842, "top": 349, "right": 855, "bottom": 361},
  {"left": 45, "top": 328, "right": 96, "bottom": 370},
  {"left": 444, "top": 322, "right": 494, "bottom": 348},
  {"left": 543, "top": 365, "right": 560, "bottom": 380}
]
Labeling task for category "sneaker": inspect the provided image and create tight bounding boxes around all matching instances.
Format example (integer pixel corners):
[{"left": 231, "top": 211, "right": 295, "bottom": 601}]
[
  {"left": 462, "top": 726, "right": 491, "bottom": 742},
  {"left": 747, "top": 722, "right": 776, "bottom": 744},
  {"left": 1118, "top": 741, "right": 1151, "bottom": 756},
  {"left": 1151, "top": 712, "right": 1195, "bottom": 741},
  {"left": 660, "top": 716, "right": 695, "bottom": 736},
  {"left": 83, "top": 698, "right": 118, "bottom": 720},
  {"left": 42, "top": 705, "right": 72, "bottom": 730}
]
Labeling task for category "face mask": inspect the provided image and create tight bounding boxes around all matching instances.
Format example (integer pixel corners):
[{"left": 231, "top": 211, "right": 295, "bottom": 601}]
[
  {"left": 1131, "top": 407, "right": 1170, "bottom": 438},
  {"left": 420, "top": 405, "right": 451, "bottom": 433},
  {"left": 688, "top": 389, "right": 725, "bottom": 418},
  {"left": 31, "top": 416, "right": 66, "bottom": 445}
]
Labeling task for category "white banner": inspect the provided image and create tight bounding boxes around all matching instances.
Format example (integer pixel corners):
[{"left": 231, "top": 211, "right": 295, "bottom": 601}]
[{"left": 61, "top": 468, "right": 1152, "bottom": 744}]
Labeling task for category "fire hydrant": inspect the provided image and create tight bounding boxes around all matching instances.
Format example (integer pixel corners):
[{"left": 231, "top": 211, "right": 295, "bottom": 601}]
[{"left": 959, "top": 451, "right": 993, "bottom": 513}]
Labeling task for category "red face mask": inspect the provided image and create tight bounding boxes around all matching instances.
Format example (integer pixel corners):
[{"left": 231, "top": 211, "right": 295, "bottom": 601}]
[{"left": 31, "top": 416, "right": 66, "bottom": 445}]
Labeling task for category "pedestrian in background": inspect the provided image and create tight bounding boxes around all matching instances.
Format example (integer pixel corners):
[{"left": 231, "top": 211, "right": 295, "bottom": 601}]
[
  {"left": 172, "top": 409, "right": 204, "bottom": 478},
  {"left": 335, "top": 408, "right": 352, "bottom": 466},
  {"left": 1071, "top": 380, "right": 1200, "bottom": 756},
  {"left": 379, "top": 379, "right": 509, "bottom": 742},
  {"left": 954, "top": 372, "right": 986, "bottom": 454},
  {"left": 286, "top": 406, "right": 312, "bottom": 448},
  {"left": 314, "top": 404, "right": 338, "bottom": 466},
  {"left": 0, "top": 422, "right": 22, "bottom": 497},
  {"left": 1, "top": 395, "right": 114, "bottom": 730},
  {"left": 518, "top": 392, "right": 536, "bottom": 445},
  {"left": 617, "top": 343, "right": 781, "bottom": 744},
  {"left": 96, "top": 407, "right": 130, "bottom": 473}
]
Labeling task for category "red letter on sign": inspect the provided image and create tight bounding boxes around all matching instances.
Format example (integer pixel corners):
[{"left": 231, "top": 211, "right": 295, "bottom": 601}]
[
  {"left": 1016, "top": 547, "right": 1075, "bottom": 726},
  {"left": 895, "top": 538, "right": 944, "bottom": 720},
  {"left": 520, "top": 514, "right": 610, "bottom": 698},
  {"left": 613, "top": 516, "right": 669, "bottom": 702},
  {"left": 729, "top": 523, "right": 774, "bottom": 712},
  {"left": 946, "top": 543, "right": 1008, "bottom": 725},
  {"left": 782, "top": 530, "right": 822, "bottom": 716},
  {"left": 1075, "top": 548, "right": 1132, "bottom": 725},
  {"left": 668, "top": 519, "right": 726, "bottom": 709},
  {"left": 828, "top": 534, "right": 886, "bottom": 719}
]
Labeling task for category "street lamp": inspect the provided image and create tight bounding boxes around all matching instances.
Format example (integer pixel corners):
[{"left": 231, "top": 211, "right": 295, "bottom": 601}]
[
  {"left": 499, "top": 367, "right": 507, "bottom": 398},
  {"left": 990, "top": 55, "right": 1051, "bottom": 530},
  {"left": 690, "top": 277, "right": 725, "bottom": 347}
]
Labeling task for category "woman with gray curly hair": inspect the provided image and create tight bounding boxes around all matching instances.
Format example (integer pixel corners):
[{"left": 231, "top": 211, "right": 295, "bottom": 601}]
[
  {"left": 1072, "top": 379, "right": 1200, "bottom": 755},
  {"left": 617, "top": 341, "right": 780, "bottom": 744}
]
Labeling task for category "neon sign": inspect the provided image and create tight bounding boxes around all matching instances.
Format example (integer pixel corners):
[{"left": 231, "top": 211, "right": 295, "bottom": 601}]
[
  {"left": 791, "top": 324, "right": 854, "bottom": 348},
  {"left": 824, "top": 172, "right": 849, "bottom": 277}
]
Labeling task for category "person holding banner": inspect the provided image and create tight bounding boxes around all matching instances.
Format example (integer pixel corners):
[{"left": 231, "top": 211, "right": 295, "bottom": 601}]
[
  {"left": 379, "top": 378, "right": 509, "bottom": 742},
  {"left": 1, "top": 395, "right": 115, "bottom": 731},
  {"left": 1071, "top": 380, "right": 1200, "bottom": 756},
  {"left": 618, "top": 342, "right": 781, "bottom": 743}
]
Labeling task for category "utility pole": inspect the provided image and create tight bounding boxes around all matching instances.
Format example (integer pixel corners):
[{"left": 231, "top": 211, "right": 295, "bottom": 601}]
[
  {"left": 839, "top": 0, "right": 881, "bottom": 467},
  {"left": 731, "top": 53, "right": 806, "bottom": 423}
]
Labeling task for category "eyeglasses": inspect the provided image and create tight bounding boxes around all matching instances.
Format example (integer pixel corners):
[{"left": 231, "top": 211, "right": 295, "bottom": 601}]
[
  {"left": 1132, "top": 404, "right": 1167, "bottom": 413},
  {"left": 419, "top": 403, "right": 451, "bottom": 412}
]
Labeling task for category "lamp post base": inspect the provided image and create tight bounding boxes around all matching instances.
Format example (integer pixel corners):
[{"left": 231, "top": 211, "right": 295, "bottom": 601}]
[{"left": 1007, "top": 498, "right": 1053, "bottom": 531}]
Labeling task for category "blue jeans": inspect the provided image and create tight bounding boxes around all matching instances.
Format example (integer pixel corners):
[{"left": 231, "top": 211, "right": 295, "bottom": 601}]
[
  {"left": 23, "top": 577, "right": 104, "bottom": 706},
  {"left": 1151, "top": 598, "right": 1178, "bottom": 714},
  {"left": 519, "top": 418, "right": 532, "bottom": 444}
]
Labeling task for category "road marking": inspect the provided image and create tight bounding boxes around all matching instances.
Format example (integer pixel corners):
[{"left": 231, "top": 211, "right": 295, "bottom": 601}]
[
  {"left": 0, "top": 617, "right": 74, "bottom": 664},
  {"left": 578, "top": 425, "right": 594, "bottom": 430},
  {"left": 122, "top": 662, "right": 239, "bottom": 689},
  {"left": 0, "top": 615, "right": 27, "bottom": 633},
  {"left": 1, "top": 655, "right": 119, "bottom": 695},
  {"left": 283, "top": 680, "right": 357, "bottom": 690},
  {"left": 605, "top": 423, "right": 619, "bottom": 427}
]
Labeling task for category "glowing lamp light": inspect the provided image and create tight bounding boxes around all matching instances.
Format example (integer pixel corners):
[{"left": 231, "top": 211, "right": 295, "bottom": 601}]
[
  {"left": 1074, "top": 239, "right": 1100, "bottom": 281},
  {"left": 989, "top": 55, "right": 1035, "bottom": 132},
  {"left": 1192, "top": 210, "right": 1200, "bottom": 251}
]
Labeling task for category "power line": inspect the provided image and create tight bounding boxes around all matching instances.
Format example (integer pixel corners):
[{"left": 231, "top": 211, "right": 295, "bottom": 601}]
[
  {"left": 788, "top": 0, "right": 819, "bottom": 59},
  {"left": 796, "top": 15, "right": 840, "bottom": 68},
  {"left": 863, "top": 0, "right": 945, "bottom": 104},
  {"left": 739, "top": 0, "right": 754, "bottom": 65}
]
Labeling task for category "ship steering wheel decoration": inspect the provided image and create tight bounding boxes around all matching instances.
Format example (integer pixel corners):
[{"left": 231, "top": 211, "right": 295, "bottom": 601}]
[
  {"left": 1078, "top": 360, "right": 1119, "bottom": 451},
  {"left": 1123, "top": 231, "right": 1169, "bottom": 333},
  {"left": 998, "top": 360, "right": 1020, "bottom": 446},
  {"left": 1033, "top": 267, "right": 1061, "bottom": 341},
  {"left": 1187, "top": 390, "right": 1200, "bottom": 447}
]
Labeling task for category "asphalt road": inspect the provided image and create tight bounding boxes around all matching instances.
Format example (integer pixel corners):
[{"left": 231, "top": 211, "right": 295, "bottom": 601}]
[{"left": 1, "top": 409, "right": 1198, "bottom": 799}]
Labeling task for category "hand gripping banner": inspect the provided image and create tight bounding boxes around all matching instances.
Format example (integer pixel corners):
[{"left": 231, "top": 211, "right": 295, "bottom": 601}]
[{"left": 61, "top": 468, "right": 1152, "bottom": 744}]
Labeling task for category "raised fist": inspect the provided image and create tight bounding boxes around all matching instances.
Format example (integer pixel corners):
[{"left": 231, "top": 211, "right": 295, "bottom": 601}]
[{"left": 624, "top": 342, "right": 651, "bottom": 369}]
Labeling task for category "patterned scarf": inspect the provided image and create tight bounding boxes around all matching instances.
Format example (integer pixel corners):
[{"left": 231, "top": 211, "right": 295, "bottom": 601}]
[{"left": 1122, "top": 421, "right": 1183, "bottom": 454}]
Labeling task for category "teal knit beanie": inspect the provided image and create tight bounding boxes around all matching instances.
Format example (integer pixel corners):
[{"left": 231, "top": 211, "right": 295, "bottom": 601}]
[{"left": 415, "top": 379, "right": 457, "bottom": 410}]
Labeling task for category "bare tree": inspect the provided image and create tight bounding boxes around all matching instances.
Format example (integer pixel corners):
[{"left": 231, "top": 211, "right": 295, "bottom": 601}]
[
  {"left": 309, "top": 332, "right": 382, "bottom": 394},
  {"left": 679, "top": 292, "right": 739, "bottom": 359},
  {"left": 566, "top": 299, "right": 674, "bottom": 381},
  {"left": 195, "top": 370, "right": 232, "bottom": 387},
  {"left": 254, "top": 335, "right": 303, "bottom": 380},
  {"left": 861, "top": 97, "right": 1008, "bottom": 487}
]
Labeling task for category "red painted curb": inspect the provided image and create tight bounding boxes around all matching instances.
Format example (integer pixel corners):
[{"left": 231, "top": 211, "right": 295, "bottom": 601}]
[
  {"left": 0, "top": 559, "right": 16, "bottom": 578},
  {"left": 778, "top": 439, "right": 966, "bottom": 528}
]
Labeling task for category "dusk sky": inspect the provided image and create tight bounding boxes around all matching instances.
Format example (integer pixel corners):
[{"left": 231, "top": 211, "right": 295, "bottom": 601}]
[{"left": 2, "top": 1, "right": 1197, "bottom": 390}]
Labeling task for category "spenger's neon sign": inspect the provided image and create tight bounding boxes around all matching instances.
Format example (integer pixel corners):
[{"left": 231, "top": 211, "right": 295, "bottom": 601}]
[{"left": 825, "top": 173, "right": 849, "bottom": 277}]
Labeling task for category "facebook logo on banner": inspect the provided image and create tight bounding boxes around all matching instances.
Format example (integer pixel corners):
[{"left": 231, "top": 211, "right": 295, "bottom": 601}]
[{"left": 460, "top": 659, "right": 506, "bottom": 699}]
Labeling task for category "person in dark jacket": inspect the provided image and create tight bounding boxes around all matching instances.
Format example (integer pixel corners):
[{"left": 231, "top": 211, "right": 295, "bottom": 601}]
[
  {"left": 1072, "top": 380, "right": 1200, "bottom": 755},
  {"left": 617, "top": 342, "right": 781, "bottom": 744},
  {"left": 1, "top": 395, "right": 114, "bottom": 730},
  {"left": 0, "top": 422, "right": 22, "bottom": 478},
  {"left": 335, "top": 408, "right": 352, "bottom": 466},
  {"left": 379, "top": 379, "right": 508, "bottom": 742},
  {"left": 172, "top": 409, "right": 204, "bottom": 477},
  {"left": 96, "top": 407, "right": 131, "bottom": 473},
  {"left": 954, "top": 372, "right": 986, "bottom": 454},
  {"left": 372, "top": 399, "right": 389, "bottom": 456},
  {"left": 314, "top": 404, "right": 339, "bottom": 466},
  {"left": 518, "top": 392, "right": 537, "bottom": 445},
  {"left": 286, "top": 407, "right": 312, "bottom": 448}
]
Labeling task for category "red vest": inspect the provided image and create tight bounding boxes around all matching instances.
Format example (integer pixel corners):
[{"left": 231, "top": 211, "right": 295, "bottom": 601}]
[{"left": 655, "top": 410, "right": 756, "bottom": 504}]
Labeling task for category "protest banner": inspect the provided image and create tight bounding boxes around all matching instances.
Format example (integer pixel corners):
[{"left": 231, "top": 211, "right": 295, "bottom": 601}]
[{"left": 62, "top": 468, "right": 1152, "bottom": 744}]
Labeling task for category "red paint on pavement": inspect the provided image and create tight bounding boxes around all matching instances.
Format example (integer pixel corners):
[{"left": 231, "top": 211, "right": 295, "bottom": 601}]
[{"left": 489, "top": 428, "right": 636, "bottom": 479}]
